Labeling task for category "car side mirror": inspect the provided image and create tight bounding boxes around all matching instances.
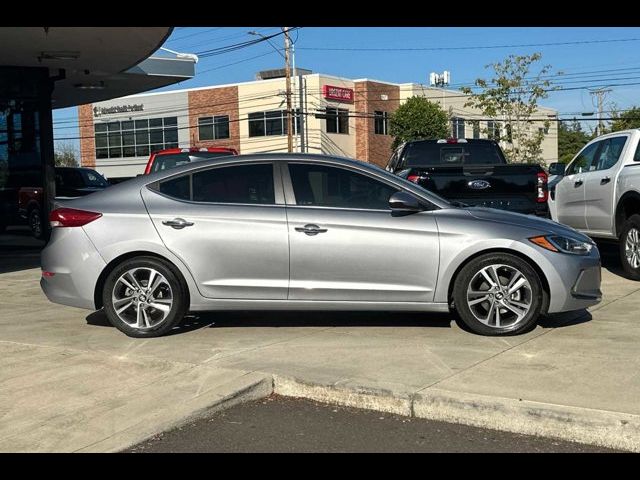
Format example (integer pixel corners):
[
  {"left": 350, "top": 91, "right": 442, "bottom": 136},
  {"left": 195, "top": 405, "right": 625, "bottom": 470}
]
[
  {"left": 548, "top": 162, "right": 566, "bottom": 176},
  {"left": 389, "top": 191, "right": 423, "bottom": 216}
]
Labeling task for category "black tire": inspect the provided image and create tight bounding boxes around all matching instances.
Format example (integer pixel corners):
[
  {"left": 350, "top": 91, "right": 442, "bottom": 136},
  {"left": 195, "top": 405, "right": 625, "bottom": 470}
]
[
  {"left": 452, "top": 253, "right": 544, "bottom": 336},
  {"left": 102, "top": 256, "right": 189, "bottom": 338},
  {"left": 28, "top": 208, "right": 44, "bottom": 240},
  {"left": 619, "top": 214, "right": 640, "bottom": 281}
]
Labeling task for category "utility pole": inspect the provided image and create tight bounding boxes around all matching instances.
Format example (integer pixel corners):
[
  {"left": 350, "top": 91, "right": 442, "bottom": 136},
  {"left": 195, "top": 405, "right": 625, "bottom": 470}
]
[
  {"left": 283, "top": 27, "right": 293, "bottom": 153},
  {"left": 590, "top": 87, "right": 611, "bottom": 136}
]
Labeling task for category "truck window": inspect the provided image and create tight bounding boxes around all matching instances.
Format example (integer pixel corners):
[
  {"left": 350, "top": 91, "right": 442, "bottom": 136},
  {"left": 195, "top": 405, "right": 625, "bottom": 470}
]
[
  {"left": 566, "top": 141, "right": 600, "bottom": 175},
  {"left": 592, "top": 137, "right": 627, "bottom": 171},
  {"left": 405, "top": 142, "right": 505, "bottom": 167}
]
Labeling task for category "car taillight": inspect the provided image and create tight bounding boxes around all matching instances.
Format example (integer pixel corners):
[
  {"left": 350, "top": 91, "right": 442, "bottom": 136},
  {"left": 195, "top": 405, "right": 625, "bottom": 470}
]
[
  {"left": 537, "top": 172, "right": 548, "bottom": 203},
  {"left": 49, "top": 208, "right": 102, "bottom": 228},
  {"left": 407, "top": 174, "right": 424, "bottom": 184}
]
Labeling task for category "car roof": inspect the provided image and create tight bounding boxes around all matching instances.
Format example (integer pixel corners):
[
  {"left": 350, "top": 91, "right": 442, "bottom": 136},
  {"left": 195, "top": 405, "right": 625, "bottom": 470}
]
[
  {"left": 153, "top": 147, "right": 237, "bottom": 156},
  {"left": 406, "top": 138, "right": 498, "bottom": 144}
]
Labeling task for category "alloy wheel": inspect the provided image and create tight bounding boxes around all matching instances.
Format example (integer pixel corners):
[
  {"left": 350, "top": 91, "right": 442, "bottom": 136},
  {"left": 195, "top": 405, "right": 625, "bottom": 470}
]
[
  {"left": 111, "top": 267, "right": 173, "bottom": 330},
  {"left": 466, "top": 264, "right": 532, "bottom": 329},
  {"left": 625, "top": 228, "right": 640, "bottom": 269}
]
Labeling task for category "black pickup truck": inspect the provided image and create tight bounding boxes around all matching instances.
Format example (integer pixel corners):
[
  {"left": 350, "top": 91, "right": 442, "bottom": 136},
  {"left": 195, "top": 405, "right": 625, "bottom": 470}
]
[{"left": 386, "top": 138, "right": 549, "bottom": 216}]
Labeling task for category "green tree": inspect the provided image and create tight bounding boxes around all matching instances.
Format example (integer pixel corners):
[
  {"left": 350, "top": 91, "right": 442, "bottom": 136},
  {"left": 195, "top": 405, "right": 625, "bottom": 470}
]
[
  {"left": 461, "top": 52, "right": 556, "bottom": 164},
  {"left": 54, "top": 142, "right": 79, "bottom": 167},
  {"left": 558, "top": 120, "right": 591, "bottom": 163},
  {"left": 389, "top": 96, "right": 449, "bottom": 150},
  {"left": 610, "top": 106, "right": 640, "bottom": 132}
]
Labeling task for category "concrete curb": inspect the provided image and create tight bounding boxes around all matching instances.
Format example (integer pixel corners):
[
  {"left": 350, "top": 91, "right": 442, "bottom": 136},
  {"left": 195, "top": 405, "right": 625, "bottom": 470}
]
[
  {"left": 273, "top": 375, "right": 640, "bottom": 452},
  {"left": 81, "top": 372, "right": 273, "bottom": 453}
]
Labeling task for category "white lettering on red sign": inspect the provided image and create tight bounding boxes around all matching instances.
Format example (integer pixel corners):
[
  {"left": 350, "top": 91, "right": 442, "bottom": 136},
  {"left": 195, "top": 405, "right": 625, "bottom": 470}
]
[{"left": 322, "top": 85, "right": 354, "bottom": 103}]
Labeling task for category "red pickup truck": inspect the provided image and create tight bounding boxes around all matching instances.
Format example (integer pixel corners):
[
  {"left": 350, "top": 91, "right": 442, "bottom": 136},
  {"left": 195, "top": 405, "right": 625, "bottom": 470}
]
[{"left": 144, "top": 147, "right": 238, "bottom": 174}]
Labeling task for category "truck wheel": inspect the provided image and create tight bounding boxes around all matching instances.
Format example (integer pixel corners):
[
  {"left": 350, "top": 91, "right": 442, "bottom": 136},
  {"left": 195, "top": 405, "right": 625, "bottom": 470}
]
[
  {"left": 28, "top": 208, "right": 44, "bottom": 240},
  {"left": 620, "top": 214, "right": 640, "bottom": 281},
  {"left": 453, "top": 253, "right": 543, "bottom": 336}
]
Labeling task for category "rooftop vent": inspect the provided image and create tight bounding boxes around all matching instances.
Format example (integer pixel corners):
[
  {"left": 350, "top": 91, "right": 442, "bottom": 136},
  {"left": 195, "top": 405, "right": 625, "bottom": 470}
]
[{"left": 256, "top": 68, "right": 313, "bottom": 80}]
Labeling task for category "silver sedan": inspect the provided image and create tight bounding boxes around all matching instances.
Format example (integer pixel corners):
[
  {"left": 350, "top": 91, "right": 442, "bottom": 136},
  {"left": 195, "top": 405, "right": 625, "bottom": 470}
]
[{"left": 41, "top": 154, "right": 602, "bottom": 338}]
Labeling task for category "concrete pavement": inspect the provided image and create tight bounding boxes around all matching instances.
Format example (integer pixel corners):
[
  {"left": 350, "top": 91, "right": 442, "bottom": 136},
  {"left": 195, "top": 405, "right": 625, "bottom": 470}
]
[{"left": 1, "top": 256, "right": 639, "bottom": 451}]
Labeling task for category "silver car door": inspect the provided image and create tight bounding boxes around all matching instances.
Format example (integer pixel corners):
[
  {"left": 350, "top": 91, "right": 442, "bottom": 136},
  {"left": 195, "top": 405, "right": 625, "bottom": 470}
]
[
  {"left": 141, "top": 162, "right": 289, "bottom": 300},
  {"left": 283, "top": 161, "right": 440, "bottom": 302}
]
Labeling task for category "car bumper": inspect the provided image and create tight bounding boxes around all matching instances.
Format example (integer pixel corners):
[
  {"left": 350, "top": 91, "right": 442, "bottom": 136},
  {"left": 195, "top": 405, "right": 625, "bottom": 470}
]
[
  {"left": 546, "top": 247, "right": 602, "bottom": 313},
  {"left": 40, "top": 227, "right": 106, "bottom": 310}
]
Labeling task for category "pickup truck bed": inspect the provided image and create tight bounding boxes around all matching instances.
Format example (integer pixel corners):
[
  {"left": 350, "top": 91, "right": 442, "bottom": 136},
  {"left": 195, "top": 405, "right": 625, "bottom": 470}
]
[{"left": 387, "top": 138, "right": 549, "bottom": 216}]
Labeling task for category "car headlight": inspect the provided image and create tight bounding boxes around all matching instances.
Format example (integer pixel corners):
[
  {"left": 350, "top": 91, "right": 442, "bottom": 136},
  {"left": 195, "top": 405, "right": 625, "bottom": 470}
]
[{"left": 529, "top": 235, "right": 593, "bottom": 255}]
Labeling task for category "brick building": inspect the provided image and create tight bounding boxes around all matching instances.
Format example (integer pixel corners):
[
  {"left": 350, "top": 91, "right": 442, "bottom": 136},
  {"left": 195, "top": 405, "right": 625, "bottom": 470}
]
[{"left": 79, "top": 71, "right": 558, "bottom": 180}]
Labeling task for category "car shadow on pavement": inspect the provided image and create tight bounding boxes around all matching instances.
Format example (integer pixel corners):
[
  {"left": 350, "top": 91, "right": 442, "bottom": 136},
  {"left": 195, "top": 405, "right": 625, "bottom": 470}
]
[
  {"left": 596, "top": 239, "right": 629, "bottom": 278},
  {"left": 86, "top": 308, "right": 593, "bottom": 337},
  {"left": 85, "top": 310, "right": 219, "bottom": 336},
  {"left": 538, "top": 310, "right": 592, "bottom": 329},
  {"left": 194, "top": 310, "right": 455, "bottom": 330}
]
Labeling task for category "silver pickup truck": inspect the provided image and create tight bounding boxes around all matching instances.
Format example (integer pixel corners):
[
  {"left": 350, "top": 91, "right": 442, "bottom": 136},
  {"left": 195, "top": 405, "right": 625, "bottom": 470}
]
[{"left": 548, "top": 129, "right": 640, "bottom": 279}]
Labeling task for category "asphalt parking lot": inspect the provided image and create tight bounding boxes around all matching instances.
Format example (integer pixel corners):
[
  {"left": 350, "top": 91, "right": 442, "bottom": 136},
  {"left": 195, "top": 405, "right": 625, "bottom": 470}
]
[
  {"left": 126, "top": 395, "right": 620, "bottom": 453},
  {"left": 1, "top": 237, "right": 640, "bottom": 452}
]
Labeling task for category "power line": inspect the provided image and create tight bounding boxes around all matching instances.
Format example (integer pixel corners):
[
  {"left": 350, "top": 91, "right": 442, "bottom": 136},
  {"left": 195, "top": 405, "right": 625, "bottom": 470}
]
[{"left": 297, "top": 37, "right": 640, "bottom": 52}]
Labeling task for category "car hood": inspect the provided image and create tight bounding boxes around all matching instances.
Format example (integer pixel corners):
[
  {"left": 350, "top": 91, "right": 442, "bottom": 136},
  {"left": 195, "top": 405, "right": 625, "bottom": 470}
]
[{"left": 465, "top": 207, "right": 593, "bottom": 242}]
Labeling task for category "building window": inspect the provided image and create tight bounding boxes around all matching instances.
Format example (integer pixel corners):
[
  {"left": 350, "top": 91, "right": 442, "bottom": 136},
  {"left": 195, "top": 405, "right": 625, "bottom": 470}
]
[
  {"left": 95, "top": 116, "right": 178, "bottom": 159},
  {"left": 326, "top": 107, "right": 349, "bottom": 134},
  {"left": 248, "top": 110, "right": 300, "bottom": 137},
  {"left": 538, "top": 126, "right": 550, "bottom": 135},
  {"left": 487, "top": 120, "right": 501, "bottom": 141},
  {"left": 374, "top": 111, "right": 389, "bottom": 135},
  {"left": 472, "top": 121, "right": 480, "bottom": 139},
  {"left": 198, "top": 115, "right": 230, "bottom": 141},
  {"left": 452, "top": 117, "right": 465, "bottom": 139},
  {"left": 506, "top": 124, "right": 513, "bottom": 143}
]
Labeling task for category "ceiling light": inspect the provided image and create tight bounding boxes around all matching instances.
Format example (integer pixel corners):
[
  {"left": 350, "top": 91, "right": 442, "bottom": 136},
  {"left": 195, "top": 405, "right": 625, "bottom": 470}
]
[
  {"left": 74, "top": 81, "right": 105, "bottom": 90},
  {"left": 38, "top": 51, "right": 80, "bottom": 61}
]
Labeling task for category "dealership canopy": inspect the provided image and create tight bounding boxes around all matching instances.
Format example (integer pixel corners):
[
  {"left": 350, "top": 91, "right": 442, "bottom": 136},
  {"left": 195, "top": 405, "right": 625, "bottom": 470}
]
[{"left": 0, "top": 27, "right": 196, "bottom": 108}]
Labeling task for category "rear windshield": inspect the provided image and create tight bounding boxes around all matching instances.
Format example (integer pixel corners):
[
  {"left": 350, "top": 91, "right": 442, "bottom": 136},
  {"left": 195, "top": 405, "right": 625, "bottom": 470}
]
[
  {"left": 404, "top": 142, "right": 506, "bottom": 167},
  {"left": 151, "top": 151, "right": 235, "bottom": 173}
]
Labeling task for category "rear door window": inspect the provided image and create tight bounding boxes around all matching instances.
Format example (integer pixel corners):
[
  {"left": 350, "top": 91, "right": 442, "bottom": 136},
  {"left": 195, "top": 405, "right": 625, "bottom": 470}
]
[{"left": 155, "top": 163, "right": 275, "bottom": 205}]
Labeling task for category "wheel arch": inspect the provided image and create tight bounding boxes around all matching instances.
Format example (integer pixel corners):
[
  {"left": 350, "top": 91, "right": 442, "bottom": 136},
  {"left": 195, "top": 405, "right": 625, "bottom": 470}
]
[
  {"left": 446, "top": 248, "right": 551, "bottom": 314},
  {"left": 615, "top": 190, "right": 640, "bottom": 238},
  {"left": 94, "top": 251, "right": 190, "bottom": 310}
]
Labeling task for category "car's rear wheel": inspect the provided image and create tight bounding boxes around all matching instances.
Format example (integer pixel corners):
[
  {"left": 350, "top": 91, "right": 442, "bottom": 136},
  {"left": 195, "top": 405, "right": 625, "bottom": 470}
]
[
  {"left": 619, "top": 214, "right": 640, "bottom": 281},
  {"left": 453, "top": 253, "right": 543, "bottom": 336},
  {"left": 102, "top": 256, "right": 188, "bottom": 338}
]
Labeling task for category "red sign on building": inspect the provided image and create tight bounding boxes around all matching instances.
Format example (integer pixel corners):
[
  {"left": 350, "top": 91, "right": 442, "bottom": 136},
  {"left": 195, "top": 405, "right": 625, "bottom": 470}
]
[{"left": 322, "top": 84, "right": 354, "bottom": 103}]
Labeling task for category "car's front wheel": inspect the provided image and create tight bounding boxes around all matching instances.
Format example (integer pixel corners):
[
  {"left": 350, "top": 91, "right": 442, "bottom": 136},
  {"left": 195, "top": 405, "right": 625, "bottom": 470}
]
[
  {"left": 453, "top": 253, "right": 544, "bottom": 336},
  {"left": 619, "top": 214, "right": 640, "bottom": 281},
  {"left": 102, "top": 256, "right": 188, "bottom": 338},
  {"left": 29, "top": 208, "right": 44, "bottom": 239}
]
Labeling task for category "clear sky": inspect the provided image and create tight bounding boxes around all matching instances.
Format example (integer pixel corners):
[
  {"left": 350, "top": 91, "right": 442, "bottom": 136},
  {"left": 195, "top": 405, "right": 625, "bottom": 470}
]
[{"left": 53, "top": 26, "right": 640, "bottom": 151}]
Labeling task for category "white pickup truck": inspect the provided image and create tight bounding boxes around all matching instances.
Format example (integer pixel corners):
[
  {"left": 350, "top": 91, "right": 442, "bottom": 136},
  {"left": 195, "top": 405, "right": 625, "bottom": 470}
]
[{"left": 548, "top": 129, "right": 640, "bottom": 280}]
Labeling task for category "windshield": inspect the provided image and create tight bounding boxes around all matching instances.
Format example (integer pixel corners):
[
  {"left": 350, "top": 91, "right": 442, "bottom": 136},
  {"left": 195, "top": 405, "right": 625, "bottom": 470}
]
[
  {"left": 404, "top": 142, "right": 506, "bottom": 167},
  {"left": 151, "top": 151, "right": 235, "bottom": 173}
]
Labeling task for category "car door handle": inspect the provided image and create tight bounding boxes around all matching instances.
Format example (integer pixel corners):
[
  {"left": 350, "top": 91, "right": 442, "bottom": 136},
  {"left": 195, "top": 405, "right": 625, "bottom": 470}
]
[
  {"left": 574, "top": 179, "right": 583, "bottom": 187},
  {"left": 162, "top": 218, "right": 194, "bottom": 229},
  {"left": 295, "top": 224, "right": 328, "bottom": 236},
  {"left": 601, "top": 177, "right": 611, "bottom": 185}
]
